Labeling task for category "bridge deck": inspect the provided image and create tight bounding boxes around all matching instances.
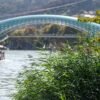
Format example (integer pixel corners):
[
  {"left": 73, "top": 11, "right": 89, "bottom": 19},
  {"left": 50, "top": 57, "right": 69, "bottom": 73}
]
[{"left": 8, "top": 34, "right": 78, "bottom": 38}]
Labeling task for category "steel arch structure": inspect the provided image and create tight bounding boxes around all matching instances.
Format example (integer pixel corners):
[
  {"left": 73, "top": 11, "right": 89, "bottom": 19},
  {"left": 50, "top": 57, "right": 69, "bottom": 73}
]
[{"left": 0, "top": 15, "right": 100, "bottom": 40}]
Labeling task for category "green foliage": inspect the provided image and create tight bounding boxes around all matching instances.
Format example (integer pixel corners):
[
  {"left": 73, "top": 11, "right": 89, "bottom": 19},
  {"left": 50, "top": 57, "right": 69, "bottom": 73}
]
[
  {"left": 3, "top": 24, "right": 79, "bottom": 50},
  {"left": 96, "top": 10, "right": 100, "bottom": 16},
  {"left": 42, "top": 24, "right": 78, "bottom": 35},
  {"left": 14, "top": 36, "right": 100, "bottom": 100},
  {"left": 78, "top": 16, "right": 100, "bottom": 24}
]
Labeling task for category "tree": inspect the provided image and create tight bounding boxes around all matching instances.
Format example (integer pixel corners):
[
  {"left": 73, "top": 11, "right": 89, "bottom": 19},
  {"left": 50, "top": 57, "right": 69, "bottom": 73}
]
[
  {"left": 96, "top": 10, "right": 100, "bottom": 16},
  {"left": 78, "top": 10, "right": 100, "bottom": 24}
]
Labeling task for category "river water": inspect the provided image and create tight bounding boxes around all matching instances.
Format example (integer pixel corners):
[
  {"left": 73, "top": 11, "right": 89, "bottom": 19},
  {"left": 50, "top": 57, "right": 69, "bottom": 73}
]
[{"left": 0, "top": 50, "right": 44, "bottom": 100}]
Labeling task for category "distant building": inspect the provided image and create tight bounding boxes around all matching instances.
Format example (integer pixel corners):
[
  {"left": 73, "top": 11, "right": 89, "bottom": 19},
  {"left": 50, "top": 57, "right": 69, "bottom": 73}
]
[
  {"left": 83, "top": 14, "right": 95, "bottom": 18},
  {"left": 78, "top": 10, "right": 95, "bottom": 18}
]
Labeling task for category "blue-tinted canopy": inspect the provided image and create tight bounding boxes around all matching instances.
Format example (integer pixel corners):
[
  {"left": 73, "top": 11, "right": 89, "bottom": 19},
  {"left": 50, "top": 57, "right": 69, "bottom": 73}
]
[{"left": 0, "top": 15, "right": 100, "bottom": 40}]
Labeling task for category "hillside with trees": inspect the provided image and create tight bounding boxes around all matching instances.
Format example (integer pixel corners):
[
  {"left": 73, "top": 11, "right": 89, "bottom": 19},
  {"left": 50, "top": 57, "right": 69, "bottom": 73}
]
[
  {"left": 0, "top": 0, "right": 99, "bottom": 19},
  {"left": 2, "top": 24, "right": 80, "bottom": 50}
]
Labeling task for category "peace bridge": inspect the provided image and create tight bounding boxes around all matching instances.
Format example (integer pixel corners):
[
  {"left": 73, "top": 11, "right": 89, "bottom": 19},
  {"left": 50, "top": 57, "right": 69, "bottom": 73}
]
[{"left": 0, "top": 15, "right": 100, "bottom": 41}]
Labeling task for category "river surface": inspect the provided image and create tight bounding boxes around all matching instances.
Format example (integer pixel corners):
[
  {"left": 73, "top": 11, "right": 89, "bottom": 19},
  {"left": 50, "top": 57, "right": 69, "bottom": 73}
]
[{"left": 0, "top": 50, "right": 45, "bottom": 100}]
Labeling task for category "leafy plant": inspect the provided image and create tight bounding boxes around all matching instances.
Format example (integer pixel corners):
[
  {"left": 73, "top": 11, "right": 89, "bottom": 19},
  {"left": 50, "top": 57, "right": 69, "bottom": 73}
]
[{"left": 14, "top": 36, "right": 100, "bottom": 100}]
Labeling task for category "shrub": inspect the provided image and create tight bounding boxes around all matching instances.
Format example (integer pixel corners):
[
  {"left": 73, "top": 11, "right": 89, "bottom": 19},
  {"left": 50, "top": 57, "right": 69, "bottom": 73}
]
[{"left": 14, "top": 38, "right": 100, "bottom": 100}]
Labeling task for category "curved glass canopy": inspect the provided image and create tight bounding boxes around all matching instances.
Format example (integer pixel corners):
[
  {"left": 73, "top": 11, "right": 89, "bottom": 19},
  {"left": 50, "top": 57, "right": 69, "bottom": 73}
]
[{"left": 0, "top": 15, "right": 100, "bottom": 40}]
